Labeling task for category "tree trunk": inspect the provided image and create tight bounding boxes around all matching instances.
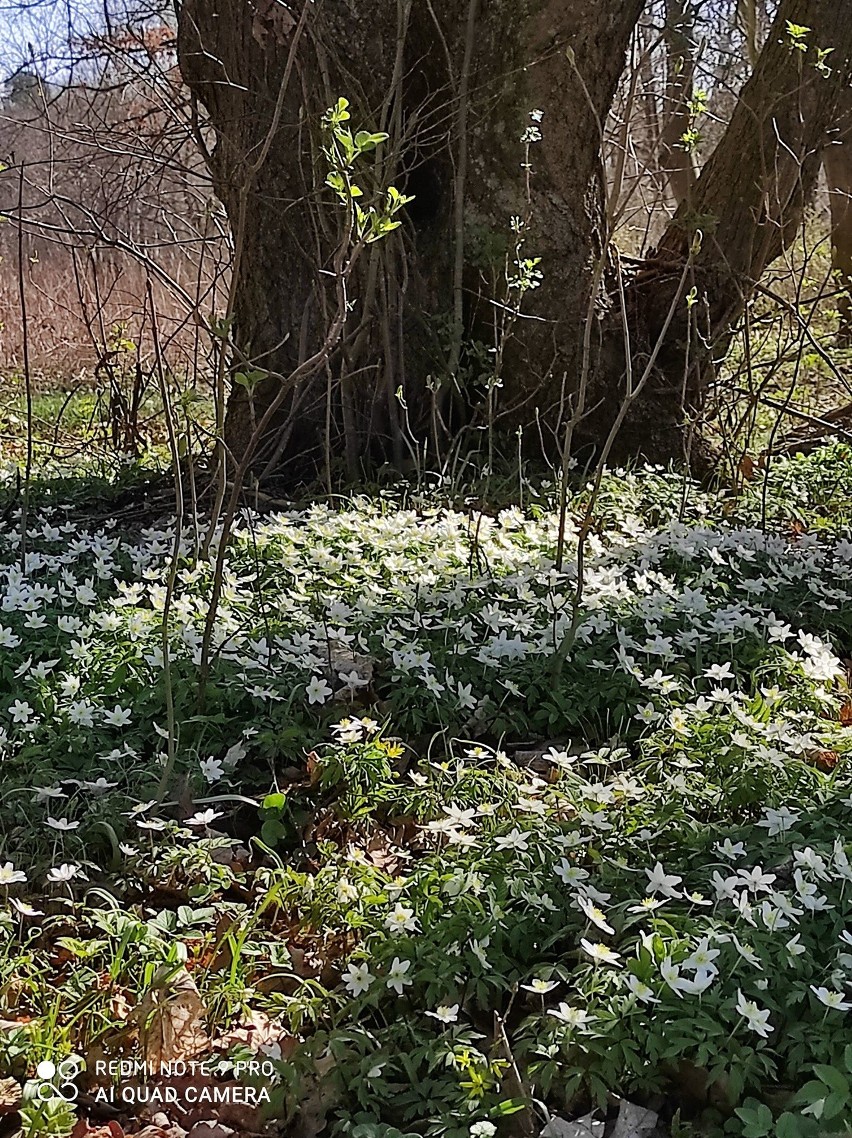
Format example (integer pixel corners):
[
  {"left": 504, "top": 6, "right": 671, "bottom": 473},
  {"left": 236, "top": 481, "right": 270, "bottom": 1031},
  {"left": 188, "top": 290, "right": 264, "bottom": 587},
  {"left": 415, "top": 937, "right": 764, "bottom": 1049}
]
[
  {"left": 594, "top": 0, "right": 852, "bottom": 464},
  {"left": 178, "top": 0, "right": 852, "bottom": 479},
  {"left": 825, "top": 88, "right": 852, "bottom": 345},
  {"left": 177, "top": 0, "right": 643, "bottom": 479},
  {"left": 659, "top": 0, "right": 697, "bottom": 207}
]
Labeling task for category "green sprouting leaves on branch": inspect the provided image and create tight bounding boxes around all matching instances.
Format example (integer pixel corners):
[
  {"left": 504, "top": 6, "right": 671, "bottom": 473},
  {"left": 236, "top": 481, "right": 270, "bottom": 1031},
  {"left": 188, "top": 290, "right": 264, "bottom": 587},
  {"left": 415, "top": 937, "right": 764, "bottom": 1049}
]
[
  {"left": 784, "top": 21, "right": 834, "bottom": 77},
  {"left": 679, "top": 89, "right": 708, "bottom": 155},
  {"left": 786, "top": 22, "right": 811, "bottom": 51},
  {"left": 322, "top": 97, "right": 413, "bottom": 245}
]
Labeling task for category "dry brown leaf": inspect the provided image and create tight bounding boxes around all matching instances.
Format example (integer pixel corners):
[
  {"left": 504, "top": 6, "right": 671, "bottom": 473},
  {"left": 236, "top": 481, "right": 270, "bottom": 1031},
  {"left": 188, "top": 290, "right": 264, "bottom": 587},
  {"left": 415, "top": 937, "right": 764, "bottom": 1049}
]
[
  {"left": 212, "top": 1009, "right": 295, "bottom": 1061},
  {"left": 132, "top": 1126, "right": 181, "bottom": 1138},
  {"left": 738, "top": 454, "right": 756, "bottom": 481},
  {"left": 137, "top": 967, "right": 210, "bottom": 1069},
  {"left": 0, "top": 1077, "right": 22, "bottom": 1115},
  {"left": 110, "top": 988, "right": 133, "bottom": 1021},
  {"left": 807, "top": 748, "right": 839, "bottom": 772},
  {"left": 69, "top": 1120, "right": 124, "bottom": 1138}
]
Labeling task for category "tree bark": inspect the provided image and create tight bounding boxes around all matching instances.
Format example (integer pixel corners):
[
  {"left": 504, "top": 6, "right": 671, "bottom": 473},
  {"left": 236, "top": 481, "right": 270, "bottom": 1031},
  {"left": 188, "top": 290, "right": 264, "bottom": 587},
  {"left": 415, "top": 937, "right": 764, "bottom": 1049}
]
[
  {"left": 178, "top": 0, "right": 852, "bottom": 479},
  {"left": 177, "top": 0, "right": 643, "bottom": 478},
  {"left": 659, "top": 0, "right": 698, "bottom": 208},
  {"left": 596, "top": 0, "right": 852, "bottom": 464},
  {"left": 825, "top": 88, "right": 852, "bottom": 345}
]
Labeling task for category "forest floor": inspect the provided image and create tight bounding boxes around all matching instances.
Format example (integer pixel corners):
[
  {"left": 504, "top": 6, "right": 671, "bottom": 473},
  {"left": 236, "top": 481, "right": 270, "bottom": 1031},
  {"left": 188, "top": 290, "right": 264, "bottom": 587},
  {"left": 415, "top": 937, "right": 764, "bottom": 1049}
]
[{"left": 0, "top": 447, "right": 851, "bottom": 1138}]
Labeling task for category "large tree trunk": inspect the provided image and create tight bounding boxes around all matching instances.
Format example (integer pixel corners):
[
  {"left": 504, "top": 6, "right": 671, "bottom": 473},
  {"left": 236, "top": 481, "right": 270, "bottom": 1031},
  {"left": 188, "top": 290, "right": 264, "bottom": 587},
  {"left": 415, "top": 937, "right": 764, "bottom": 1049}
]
[
  {"left": 177, "top": 0, "right": 642, "bottom": 479},
  {"left": 178, "top": 0, "right": 852, "bottom": 479}
]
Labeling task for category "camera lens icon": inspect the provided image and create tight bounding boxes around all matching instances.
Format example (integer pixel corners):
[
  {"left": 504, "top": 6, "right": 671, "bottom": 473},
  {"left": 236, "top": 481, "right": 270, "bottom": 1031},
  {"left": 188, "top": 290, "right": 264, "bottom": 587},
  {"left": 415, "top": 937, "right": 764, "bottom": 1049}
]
[{"left": 35, "top": 1057, "right": 81, "bottom": 1102}]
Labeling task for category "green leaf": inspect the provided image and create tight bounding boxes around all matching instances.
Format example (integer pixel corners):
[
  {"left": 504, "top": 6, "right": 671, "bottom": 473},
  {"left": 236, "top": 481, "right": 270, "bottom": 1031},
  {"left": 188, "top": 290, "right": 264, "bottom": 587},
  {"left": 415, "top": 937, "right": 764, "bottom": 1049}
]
[
  {"left": 813, "top": 1065, "right": 849, "bottom": 1095},
  {"left": 734, "top": 1100, "right": 773, "bottom": 1138},
  {"left": 354, "top": 130, "right": 389, "bottom": 152},
  {"left": 774, "top": 1113, "right": 804, "bottom": 1138},
  {"left": 822, "top": 1091, "right": 850, "bottom": 1121}
]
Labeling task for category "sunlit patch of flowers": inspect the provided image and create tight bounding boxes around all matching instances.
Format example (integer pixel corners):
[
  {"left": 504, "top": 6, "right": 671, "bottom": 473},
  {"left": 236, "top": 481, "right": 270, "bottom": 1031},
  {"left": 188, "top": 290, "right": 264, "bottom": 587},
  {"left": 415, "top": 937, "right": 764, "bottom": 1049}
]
[{"left": 265, "top": 718, "right": 852, "bottom": 1133}]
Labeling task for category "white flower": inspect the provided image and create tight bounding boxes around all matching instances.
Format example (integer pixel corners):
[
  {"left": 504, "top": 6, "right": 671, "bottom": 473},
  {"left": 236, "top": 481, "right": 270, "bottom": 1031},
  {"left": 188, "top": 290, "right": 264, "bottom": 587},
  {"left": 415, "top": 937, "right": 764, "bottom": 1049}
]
[
  {"left": 455, "top": 682, "right": 477, "bottom": 711},
  {"left": 10, "top": 898, "right": 43, "bottom": 917},
  {"left": 0, "top": 861, "right": 26, "bottom": 885},
  {"left": 645, "top": 862, "right": 682, "bottom": 897},
  {"left": 548, "top": 1002, "right": 593, "bottom": 1026},
  {"left": 735, "top": 990, "right": 773, "bottom": 1037},
  {"left": 669, "top": 709, "right": 689, "bottom": 736},
  {"left": 728, "top": 936, "right": 762, "bottom": 969},
  {"left": 81, "top": 778, "right": 117, "bottom": 794},
  {"left": 338, "top": 670, "right": 368, "bottom": 695},
  {"left": 810, "top": 986, "right": 852, "bottom": 1011},
  {"left": 759, "top": 902, "right": 789, "bottom": 932},
  {"left": 545, "top": 746, "right": 574, "bottom": 767},
  {"left": 470, "top": 937, "right": 490, "bottom": 969},
  {"left": 627, "top": 897, "right": 666, "bottom": 914},
  {"left": 684, "top": 890, "right": 712, "bottom": 907},
  {"left": 737, "top": 866, "right": 777, "bottom": 893},
  {"left": 683, "top": 937, "right": 720, "bottom": 972},
  {"left": 470, "top": 1123, "right": 497, "bottom": 1138},
  {"left": 102, "top": 705, "right": 132, "bottom": 727},
  {"left": 580, "top": 939, "right": 621, "bottom": 966},
  {"left": 58, "top": 674, "right": 81, "bottom": 698},
  {"left": 578, "top": 894, "right": 614, "bottom": 935},
  {"left": 67, "top": 700, "right": 95, "bottom": 727},
  {"left": 32, "top": 786, "right": 65, "bottom": 804},
  {"left": 385, "top": 957, "right": 412, "bottom": 994},
  {"left": 332, "top": 717, "right": 365, "bottom": 743},
  {"left": 555, "top": 859, "right": 589, "bottom": 886},
  {"left": 521, "top": 978, "right": 559, "bottom": 994},
  {"left": 786, "top": 934, "right": 806, "bottom": 957},
  {"left": 45, "top": 816, "right": 79, "bottom": 832},
  {"left": 680, "top": 968, "right": 717, "bottom": 996},
  {"left": 444, "top": 803, "right": 478, "bottom": 828},
  {"left": 185, "top": 808, "right": 223, "bottom": 827},
  {"left": 794, "top": 847, "right": 829, "bottom": 880},
  {"left": 626, "top": 974, "right": 659, "bottom": 1003},
  {"left": 494, "top": 828, "right": 529, "bottom": 851},
  {"left": 704, "top": 662, "right": 733, "bottom": 682},
  {"left": 385, "top": 903, "right": 417, "bottom": 936},
  {"left": 305, "top": 676, "right": 333, "bottom": 705},
  {"left": 756, "top": 806, "right": 800, "bottom": 837},
  {"left": 8, "top": 699, "right": 33, "bottom": 723},
  {"left": 224, "top": 741, "right": 247, "bottom": 766},
  {"left": 136, "top": 817, "right": 167, "bottom": 831},
  {"left": 715, "top": 838, "right": 746, "bottom": 861},
  {"left": 832, "top": 842, "right": 852, "bottom": 883},
  {"left": 47, "top": 863, "right": 85, "bottom": 883},
  {"left": 659, "top": 958, "right": 691, "bottom": 997},
  {"left": 343, "top": 961, "right": 373, "bottom": 996},
  {"left": 425, "top": 1003, "right": 459, "bottom": 1023},
  {"left": 200, "top": 757, "right": 224, "bottom": 783}
]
